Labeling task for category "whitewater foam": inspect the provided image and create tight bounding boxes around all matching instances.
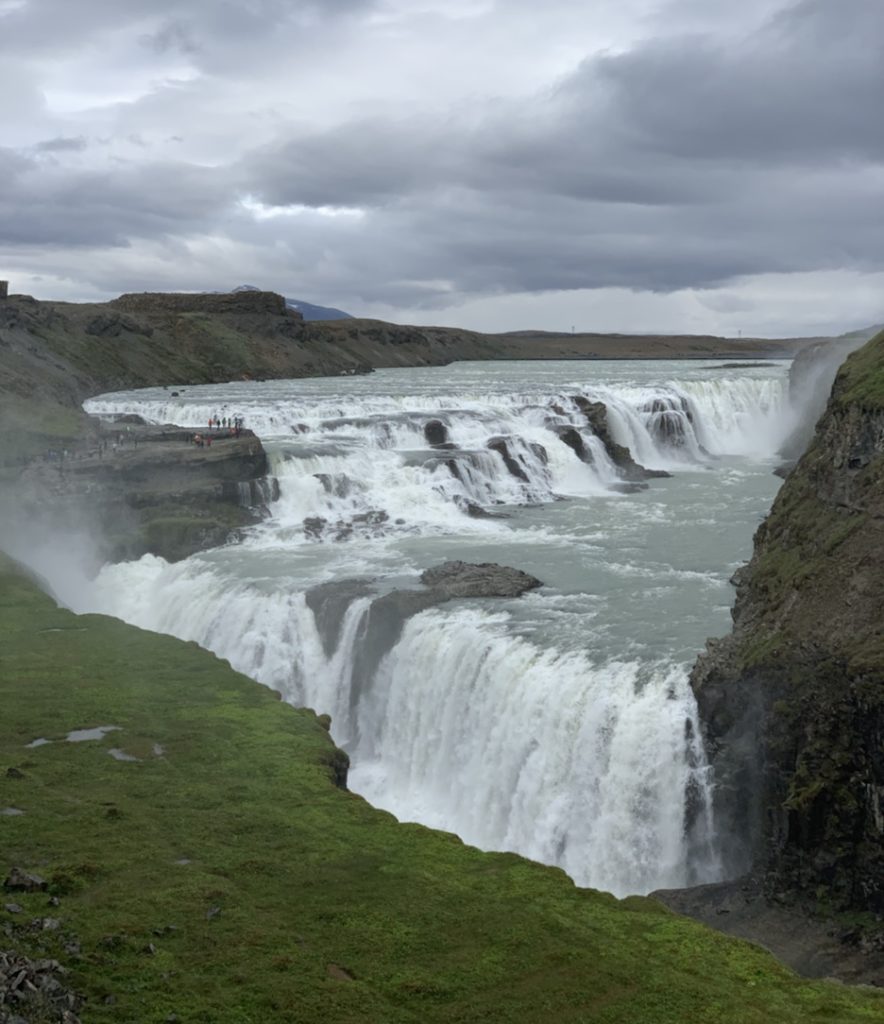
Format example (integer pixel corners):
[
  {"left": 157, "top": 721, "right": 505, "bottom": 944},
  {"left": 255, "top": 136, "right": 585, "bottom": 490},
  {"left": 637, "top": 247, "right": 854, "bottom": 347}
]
[{"left": 69, "top": 360, "right": 794, "bottom": 897}]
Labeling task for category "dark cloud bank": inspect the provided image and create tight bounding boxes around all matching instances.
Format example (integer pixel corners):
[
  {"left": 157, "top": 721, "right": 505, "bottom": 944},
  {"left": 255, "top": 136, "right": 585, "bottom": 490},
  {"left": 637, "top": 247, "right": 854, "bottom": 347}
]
[{"left": 0, "top": 0, "right": 882, "bottom": 331}]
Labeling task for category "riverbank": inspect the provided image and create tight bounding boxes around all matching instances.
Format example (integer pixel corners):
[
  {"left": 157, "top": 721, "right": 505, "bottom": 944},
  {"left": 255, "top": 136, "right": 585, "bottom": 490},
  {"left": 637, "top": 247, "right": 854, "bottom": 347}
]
[
  {"left": 2, "top": 554, "right": 882, "bottom": 1023},
  {"left": 0, "top": 291, "right": 816, "bottom": 427}
]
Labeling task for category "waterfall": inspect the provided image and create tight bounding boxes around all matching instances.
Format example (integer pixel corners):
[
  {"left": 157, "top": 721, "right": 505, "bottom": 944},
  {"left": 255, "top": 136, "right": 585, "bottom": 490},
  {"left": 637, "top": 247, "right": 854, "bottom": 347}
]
[
  {"left": 70, "top": 361, "right": 791, "bottom": 897},
  {"left": 349, "top": 608, "right": 719, "bottom": 895},
  {"left": 80, "top": 556, "right": 719, "bottom": 896},
  {"left": 85, "top": 369, "right": 793, "bottom": 543}
]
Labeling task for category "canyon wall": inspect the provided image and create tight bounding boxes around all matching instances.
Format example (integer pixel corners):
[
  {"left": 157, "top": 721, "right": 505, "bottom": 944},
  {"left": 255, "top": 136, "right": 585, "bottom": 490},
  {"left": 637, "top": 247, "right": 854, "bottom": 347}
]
[{"left": 692, "top": 329, "right": 884, "bottom": 911}]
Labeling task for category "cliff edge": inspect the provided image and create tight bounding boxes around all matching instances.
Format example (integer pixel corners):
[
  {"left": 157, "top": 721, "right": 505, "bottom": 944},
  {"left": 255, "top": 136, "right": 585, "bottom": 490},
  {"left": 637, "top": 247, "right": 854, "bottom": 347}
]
[{"left": 691, "top": 329, "right": 884, "bottom": 912}]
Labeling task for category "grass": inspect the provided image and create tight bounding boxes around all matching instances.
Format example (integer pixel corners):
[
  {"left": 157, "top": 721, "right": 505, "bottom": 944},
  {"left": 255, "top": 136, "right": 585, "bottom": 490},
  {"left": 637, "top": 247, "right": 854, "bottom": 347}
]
[
  {"left": 836, "top": 329, "right": 884, "bottom": 410},
  {"left": 1, "top": 557, "right": 882, "bottom": 1023}
]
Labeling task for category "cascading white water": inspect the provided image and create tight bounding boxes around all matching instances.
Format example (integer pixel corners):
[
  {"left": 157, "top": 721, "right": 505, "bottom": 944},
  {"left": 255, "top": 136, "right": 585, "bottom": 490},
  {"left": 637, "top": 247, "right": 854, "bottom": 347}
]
[
  {"left": 71, "top": 360, "right": 794, "bottom": 897},
  {"left": 86, "top": 367, "right": 794, "bottom": 541},
  {"left": 349, "top": 609, "right": 718, "bottom": 894},
  {"left": 81, "top": 554, "right": 719, "bottom": 895}
]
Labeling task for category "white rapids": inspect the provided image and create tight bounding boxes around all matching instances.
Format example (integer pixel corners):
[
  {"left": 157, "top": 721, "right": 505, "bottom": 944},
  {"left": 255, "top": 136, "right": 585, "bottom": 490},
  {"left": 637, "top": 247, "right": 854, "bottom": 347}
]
[{"left": 68, "top": 359, "right": 796, "bottom": 896}]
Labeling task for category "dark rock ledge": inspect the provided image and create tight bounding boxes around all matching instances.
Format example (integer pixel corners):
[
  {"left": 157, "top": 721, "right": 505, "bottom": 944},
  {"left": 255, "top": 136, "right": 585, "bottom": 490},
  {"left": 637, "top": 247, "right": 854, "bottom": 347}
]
[{"left": 7, "top": 423, "right": 276, "bottom": 564}]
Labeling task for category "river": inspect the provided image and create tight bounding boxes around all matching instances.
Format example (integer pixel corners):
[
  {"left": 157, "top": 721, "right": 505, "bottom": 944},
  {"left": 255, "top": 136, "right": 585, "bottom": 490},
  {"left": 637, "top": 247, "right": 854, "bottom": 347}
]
[{"left": 77, "top": 359, "right": 793, "bottom": 897}]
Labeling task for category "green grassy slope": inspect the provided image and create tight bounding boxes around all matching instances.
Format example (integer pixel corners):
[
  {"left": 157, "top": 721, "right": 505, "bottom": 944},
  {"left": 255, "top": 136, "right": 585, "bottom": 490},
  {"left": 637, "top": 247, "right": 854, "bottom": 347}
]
[
  {"left": 835, "top": 328, "right": 884, "bottom": 411},
  {"left": 2, "top": 558, "right": 881, "bottom": 1023}
]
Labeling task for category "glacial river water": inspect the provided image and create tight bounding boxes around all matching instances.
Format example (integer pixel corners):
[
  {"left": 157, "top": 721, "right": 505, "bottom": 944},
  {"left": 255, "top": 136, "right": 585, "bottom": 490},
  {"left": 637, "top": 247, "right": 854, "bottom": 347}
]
[{"left": 76, "top": 359, "right": 793, "bottom": 897}]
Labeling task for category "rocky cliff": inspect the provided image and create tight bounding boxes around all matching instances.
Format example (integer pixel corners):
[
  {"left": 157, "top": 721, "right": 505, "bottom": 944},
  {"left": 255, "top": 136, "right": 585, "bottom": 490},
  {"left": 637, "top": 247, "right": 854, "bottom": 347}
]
[
  {"left": 1, "top": 424, "right": 275, "bottom": 565},
  {"left": 691, "top": 328, "right": 884, "bottom": 912},
  {"left": 111, "top": 289, "right": 294, "bottom": 317}
]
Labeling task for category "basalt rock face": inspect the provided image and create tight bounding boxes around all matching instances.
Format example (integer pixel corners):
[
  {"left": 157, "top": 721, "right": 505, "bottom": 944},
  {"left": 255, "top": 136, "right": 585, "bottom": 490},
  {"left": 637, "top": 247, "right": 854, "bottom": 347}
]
[
  {"left": 486, "top": 437, "right": 531, "bottom": 483},
  {"left": 692, "top": 330, "right": 884, "bottom": 912},
  {"left": 8, "top": 426, "right": 274, "bottom": 564}
]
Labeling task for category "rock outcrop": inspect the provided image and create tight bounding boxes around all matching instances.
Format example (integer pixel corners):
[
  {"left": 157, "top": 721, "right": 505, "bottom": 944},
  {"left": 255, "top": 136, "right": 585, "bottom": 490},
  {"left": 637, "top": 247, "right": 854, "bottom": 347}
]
[
  {"left": 6, "top": 426, "right": 274, "bottom": 564},
  {"left": 572, "top": 397, "right": 671, "bottom": 481},
  {"left": 0, "top": 949, "right": 83, "bottom": 1023},
  {"left": 420, "top": 561, "right": 543, "bottom": 599},
  {"left": 486, "top": 437, "right": 531, "bottom": 483},
  {"left": 424, "top": 419, "right": 449, "bottom": 447},
  {"left": 301, "top": 564, "right": 544, "bottom": 747},
  {"left": 111, "top": 290, "right": 293, "bottom": 317},
  {"left": 691, "top": 329, "right": 884, "bottom": 912}
]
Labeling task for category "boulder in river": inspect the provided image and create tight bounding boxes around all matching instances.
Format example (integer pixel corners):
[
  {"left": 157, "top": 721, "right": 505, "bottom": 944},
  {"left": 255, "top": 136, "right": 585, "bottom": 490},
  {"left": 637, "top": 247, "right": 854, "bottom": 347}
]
[
  {"left": 421, "top": 560, "right": 543, "bottom": 599},
  {"left": 609, "top": 481, "right": 649, "bottom": 494},
  {"left": 486, "top": 437, "right": 530, "bottom": 483},
  {"left": 424, "top": 419, "right": 450, "bottom": 447},
  {"left": 554, "top": 426, "right": 591, "bottom": 463},
  {"left": 454, "top": 497, "right": 510, "bottom": 519}
]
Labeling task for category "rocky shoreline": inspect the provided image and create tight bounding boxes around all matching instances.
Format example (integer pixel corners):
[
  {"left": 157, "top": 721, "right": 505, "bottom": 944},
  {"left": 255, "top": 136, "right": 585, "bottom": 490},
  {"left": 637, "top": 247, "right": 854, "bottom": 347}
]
[{"left": 654, "top": 874, "right": 884, "bottom": 985}]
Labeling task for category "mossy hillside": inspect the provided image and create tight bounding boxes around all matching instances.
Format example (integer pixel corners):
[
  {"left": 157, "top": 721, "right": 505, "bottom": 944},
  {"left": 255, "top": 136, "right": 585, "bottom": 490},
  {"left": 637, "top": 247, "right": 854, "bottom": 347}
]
[
  {"left": 726, "top": 330, "right": 884, "bottom": 670},
  {"left": 2, "top": 560, "right": 882, "bottom": 1023},
  {"left": 835, "top": 328, "right": 884, "bottom": 410}
]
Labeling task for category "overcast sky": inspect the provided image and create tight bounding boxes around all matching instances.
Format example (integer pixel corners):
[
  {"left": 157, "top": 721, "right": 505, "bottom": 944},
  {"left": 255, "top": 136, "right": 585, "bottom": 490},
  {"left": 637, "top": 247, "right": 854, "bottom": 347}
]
[{"left": 1, "top": 0, "right": 882, "bottom": 336}]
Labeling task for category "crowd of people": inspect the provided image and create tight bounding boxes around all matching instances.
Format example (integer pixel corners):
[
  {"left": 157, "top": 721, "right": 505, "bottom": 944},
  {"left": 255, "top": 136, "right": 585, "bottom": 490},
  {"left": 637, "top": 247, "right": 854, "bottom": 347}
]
[
  {"left": 191, "top": 415, "right": 246, "bottom": 448},
  {"left": 207, "top": 415, "right": 245, "bottom": 432}
]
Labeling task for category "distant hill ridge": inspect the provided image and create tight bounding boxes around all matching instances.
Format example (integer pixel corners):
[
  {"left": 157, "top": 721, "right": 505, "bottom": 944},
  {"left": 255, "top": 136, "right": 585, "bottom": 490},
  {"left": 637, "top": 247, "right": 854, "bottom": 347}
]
[
  {"left": 233, "top": 284, "right": 352, "bottom": 321},
  {"left": 838, "top": 323, "right": 884, "bottom": 343}
]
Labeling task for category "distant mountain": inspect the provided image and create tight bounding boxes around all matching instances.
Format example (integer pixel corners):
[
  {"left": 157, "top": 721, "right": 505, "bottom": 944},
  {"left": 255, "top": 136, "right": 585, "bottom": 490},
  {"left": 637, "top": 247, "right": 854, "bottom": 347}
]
[
  {"left": 233, "top": 285, "right": 352, "bottom": 321},
  {"left": 285, "top": 298, "right": 353, "bottom": 321}
]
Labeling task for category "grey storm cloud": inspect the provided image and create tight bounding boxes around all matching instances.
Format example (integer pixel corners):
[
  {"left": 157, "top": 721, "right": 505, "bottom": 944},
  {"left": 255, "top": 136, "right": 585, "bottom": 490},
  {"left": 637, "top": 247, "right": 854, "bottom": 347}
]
[
  {"left": 584, "top": 0, "right": 884, "bottom": 163},
  {"left": 0, "top": 0, "right": 376, "bottom": 53},
  {"left": 1, "top": 0, "right": 883, "bottom": 326},
  {"left": 0, "top": 157, "right": 234, "bottom": 247},
  {"left": 33, "top": 136, "right": 89, "bottom": 153},
  {"left": 142, "top": 21, "right": 202, "bottom": 56},
  {"left": 234, "top": 0, "right": 884, "bottom": 298},
  {"left": 250, "top": 0, "right": 884, "bottom": 205}
]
